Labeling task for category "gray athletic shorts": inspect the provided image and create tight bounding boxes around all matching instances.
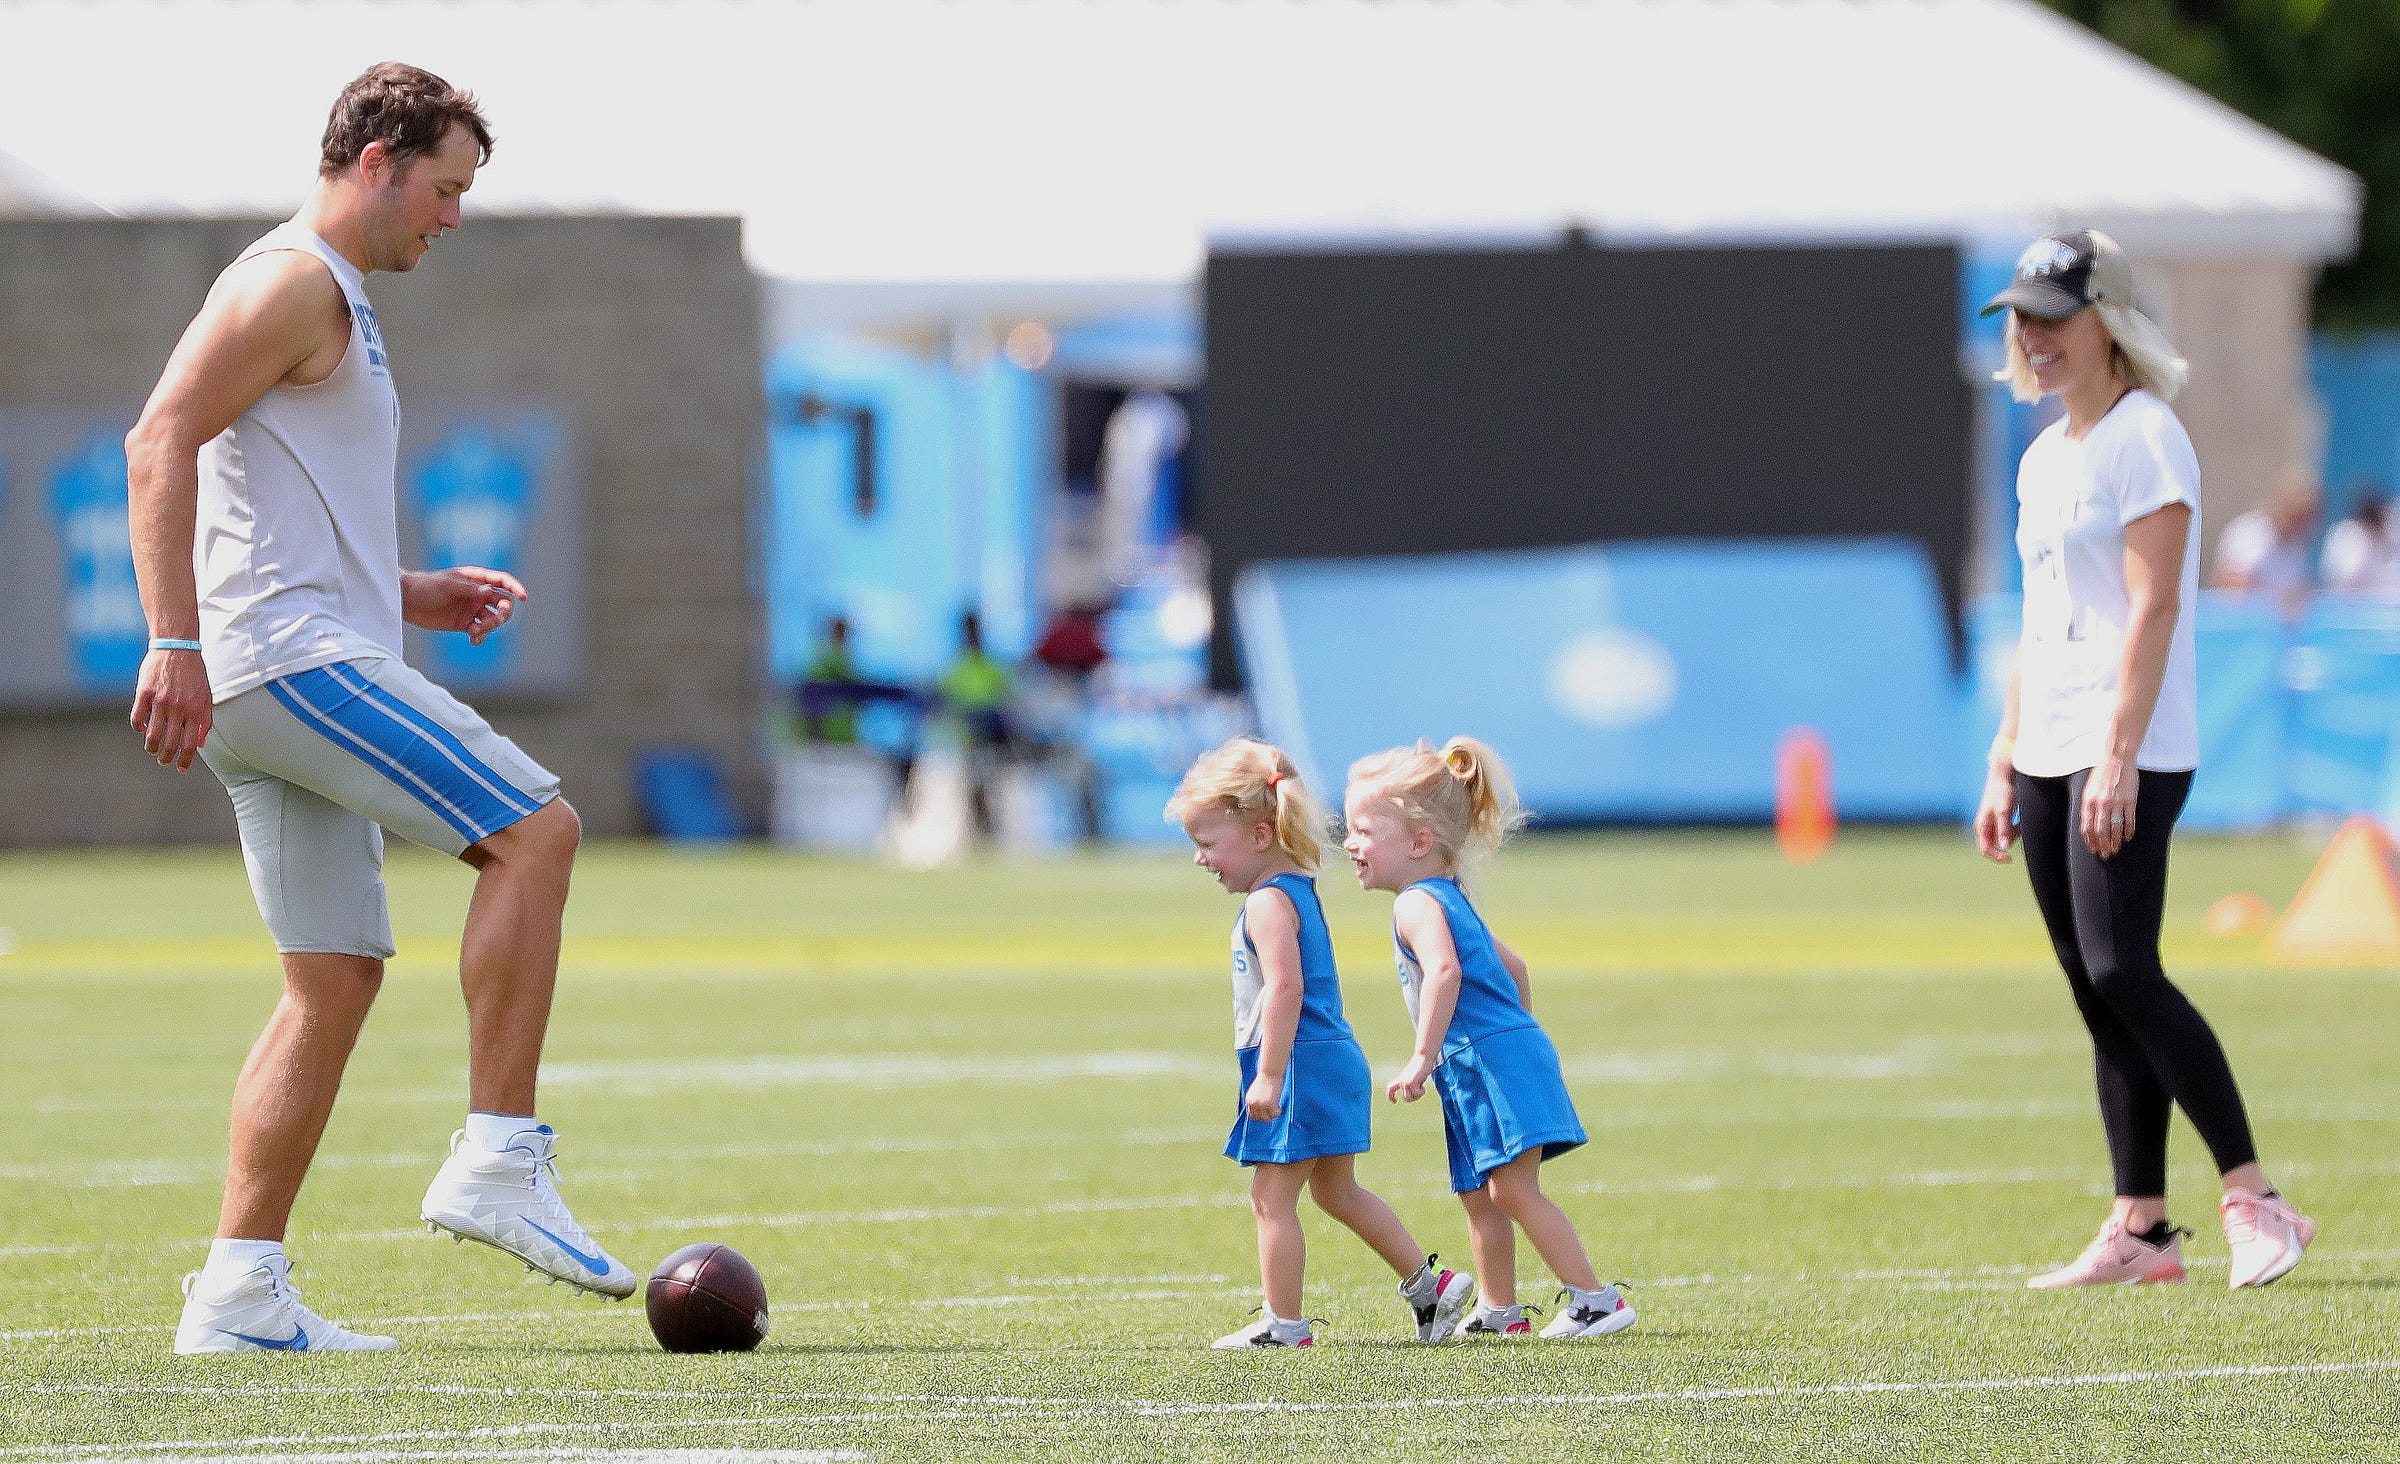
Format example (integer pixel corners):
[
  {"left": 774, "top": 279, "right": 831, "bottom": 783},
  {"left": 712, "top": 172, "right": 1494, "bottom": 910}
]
[{"left": 199, "top": 657, "right": 560, "bottom": 958}]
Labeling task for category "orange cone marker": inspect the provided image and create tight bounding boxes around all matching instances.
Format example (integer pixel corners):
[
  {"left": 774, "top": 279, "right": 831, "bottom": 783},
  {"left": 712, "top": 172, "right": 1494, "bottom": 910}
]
[
  {"left": 1776, "top": 727, "right": 1835, "bottom": 865},
  {"left": 2264, "top": 816, "right": 2400, "bottom": 966}
]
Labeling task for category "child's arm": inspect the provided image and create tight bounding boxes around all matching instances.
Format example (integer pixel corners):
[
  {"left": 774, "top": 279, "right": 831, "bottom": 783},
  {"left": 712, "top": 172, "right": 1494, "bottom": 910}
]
[
  {"left": 1244, "top": 887, "right": 1306, "bottom": 1122},
  {"left": 1387, "top": 889, "right": 1461, "bottom": 1103},
  {"left": 1493, "top": 934, "right": 1532, "bottom": 1012}
]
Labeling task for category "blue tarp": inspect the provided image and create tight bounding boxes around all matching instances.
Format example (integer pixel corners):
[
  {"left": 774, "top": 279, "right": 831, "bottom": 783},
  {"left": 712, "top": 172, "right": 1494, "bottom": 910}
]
[{"left": 1236, "top": 538, "right": 1962, "bottom": 821}]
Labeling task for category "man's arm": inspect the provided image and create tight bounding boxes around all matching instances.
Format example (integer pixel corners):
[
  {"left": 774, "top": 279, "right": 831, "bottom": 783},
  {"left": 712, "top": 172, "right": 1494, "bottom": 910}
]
[{"left": 124, "top": 253, "right": 343, "bottom": 770}]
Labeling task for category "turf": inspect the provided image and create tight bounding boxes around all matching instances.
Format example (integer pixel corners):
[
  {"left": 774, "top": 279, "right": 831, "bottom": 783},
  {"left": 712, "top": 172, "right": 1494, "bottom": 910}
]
[{"left": 0, "top": 828, "right": 2394, "bottom": 1462}]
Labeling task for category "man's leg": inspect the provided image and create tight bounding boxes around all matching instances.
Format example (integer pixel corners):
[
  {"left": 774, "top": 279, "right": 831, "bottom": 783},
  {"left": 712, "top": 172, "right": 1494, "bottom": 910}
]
[
  {"left": 456, "top": 798, "right": 580, "bottom": 1115},
  {"left": 216, "top": 954, "right": 383, "bottom": 1241}
]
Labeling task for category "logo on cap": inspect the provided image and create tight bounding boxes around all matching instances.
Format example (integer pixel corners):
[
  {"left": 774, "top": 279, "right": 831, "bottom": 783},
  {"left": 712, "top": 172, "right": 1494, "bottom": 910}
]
[{"left": 2016, "top": 237, "right": 2085, "bottom": 280}]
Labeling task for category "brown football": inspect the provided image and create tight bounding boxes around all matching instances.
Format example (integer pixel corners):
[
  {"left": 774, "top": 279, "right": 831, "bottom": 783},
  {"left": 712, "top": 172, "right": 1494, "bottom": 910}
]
[{"left": 644, "top": 1242, "right": 770, "bottom": 1353}]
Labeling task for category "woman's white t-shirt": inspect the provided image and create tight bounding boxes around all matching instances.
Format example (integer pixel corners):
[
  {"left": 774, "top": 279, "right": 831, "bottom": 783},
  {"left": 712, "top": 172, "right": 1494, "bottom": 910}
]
[{"left": 2013, "top": 389, "right": 2202, "bottom": 778}]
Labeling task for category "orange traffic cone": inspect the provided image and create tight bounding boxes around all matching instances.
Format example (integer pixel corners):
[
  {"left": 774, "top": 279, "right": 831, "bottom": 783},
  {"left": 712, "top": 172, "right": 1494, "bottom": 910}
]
[
  {"left": 1776, "top": 727, "right": 1835, "bottom": 865},
  {"left": 2264, "top": 816, "right": 2400, "bottom": 966}
]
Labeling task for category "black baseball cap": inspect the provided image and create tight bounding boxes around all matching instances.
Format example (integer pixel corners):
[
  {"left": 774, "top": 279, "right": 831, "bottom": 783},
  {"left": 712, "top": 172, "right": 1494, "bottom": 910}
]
[{"left": 1979, "top": 229, "right": 2135, "bottom": 320}]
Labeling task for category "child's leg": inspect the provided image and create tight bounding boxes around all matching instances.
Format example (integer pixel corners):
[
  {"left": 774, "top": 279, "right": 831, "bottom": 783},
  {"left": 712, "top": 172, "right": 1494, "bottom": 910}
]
[
  {"left": 1484, "top": 1151, "right": 1600, "bottom": 1292},
  {"left": 1459, "top": 1183, "right": 1517, "bottom": 1306},
  {"left": 1249, "top": 1160, "right": 1314, "bottom": 1320},
  {"left": 1306, "top": 1154, "right": 1427, "bottom": 1278}
]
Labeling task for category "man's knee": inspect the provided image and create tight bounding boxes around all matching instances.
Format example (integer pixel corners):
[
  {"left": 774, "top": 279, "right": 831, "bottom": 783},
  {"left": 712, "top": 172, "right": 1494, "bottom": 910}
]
[{"left": 474, "top": 796, "right": 580, "bottom": 867}]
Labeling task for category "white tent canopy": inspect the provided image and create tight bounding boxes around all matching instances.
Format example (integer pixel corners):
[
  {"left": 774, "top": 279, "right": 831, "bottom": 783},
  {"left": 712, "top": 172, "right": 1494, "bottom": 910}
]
[{"left": 0, "top": 0, "right": 2359, "bottom": 285}]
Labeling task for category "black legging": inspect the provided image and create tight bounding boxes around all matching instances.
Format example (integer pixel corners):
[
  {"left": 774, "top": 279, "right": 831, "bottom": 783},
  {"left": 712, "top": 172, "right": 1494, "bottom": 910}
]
[{"left": 2016, "top": 767, "right": 2258, "bottom": 1197}]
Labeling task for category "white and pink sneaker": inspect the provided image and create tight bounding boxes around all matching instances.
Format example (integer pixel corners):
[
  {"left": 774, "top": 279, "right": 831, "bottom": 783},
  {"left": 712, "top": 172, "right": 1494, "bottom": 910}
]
[
  {"left": 2221, "top": 1189, "right": 2315, "bottom": 1289},
  {"left": 2026, "top": 1219, "right": 2189, "bottom": 1289}
]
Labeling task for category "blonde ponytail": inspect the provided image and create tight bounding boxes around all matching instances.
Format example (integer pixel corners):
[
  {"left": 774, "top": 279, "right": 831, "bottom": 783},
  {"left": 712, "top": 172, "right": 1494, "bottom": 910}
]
[
  {"left": 1349, "top": 736, "right": 1527, "bottom": 872},
  {"left": 1167, "top": 737, "right": 1328, "bottom": 871}
]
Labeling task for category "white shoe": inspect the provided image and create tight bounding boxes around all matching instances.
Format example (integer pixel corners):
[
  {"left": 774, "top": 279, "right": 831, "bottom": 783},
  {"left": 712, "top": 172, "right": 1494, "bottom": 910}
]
[
  {"left": 173, "top": 1255, "right": 395, "bottom": 1355},
  {"left": 1539, "top": 1283, "right": 1637, "bottom": 1339},
  {"left": 2222, "top": 1188, "right": 2316, "bottom": 1290},
  {"left": 420, "top": 1124, "right": 635, "bottom": 1298},
  {"left": 1211, "top": 1312, "right": 1314, "bottom": 1349},
  {"left": 1403, "top": 1256, "right": 1476, "bottom": 1342},
  {"left": 1455, "top": 1302, "right": 1534, "bottom": 1338}
]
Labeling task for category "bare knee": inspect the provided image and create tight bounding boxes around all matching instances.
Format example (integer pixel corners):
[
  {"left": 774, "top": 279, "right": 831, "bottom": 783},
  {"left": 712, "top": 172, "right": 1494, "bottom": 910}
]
[
  {"left": 279, "top": 953, "right": 385, "bottom": 1008},
  {"left": 1308, "top": 1173, "right": 1360, "bottom": 1217},
  {"left": 470, "top": 797, "right": 580, "bottom": 870},
  {"left": 1486, "top": 1169, "right": 1545, "bottom": 1221}
]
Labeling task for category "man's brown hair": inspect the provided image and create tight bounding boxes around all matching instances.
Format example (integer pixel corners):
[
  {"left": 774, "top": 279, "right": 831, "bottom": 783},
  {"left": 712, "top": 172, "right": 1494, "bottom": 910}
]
[{"left": 319, "top": 62, "right": 494, "bottom": 177}]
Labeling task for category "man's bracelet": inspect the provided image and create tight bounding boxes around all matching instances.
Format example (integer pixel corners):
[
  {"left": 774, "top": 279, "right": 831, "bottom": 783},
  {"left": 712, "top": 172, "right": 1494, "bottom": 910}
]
[{"left": 148, "top": 638, "right": 203, "bottom": 653}]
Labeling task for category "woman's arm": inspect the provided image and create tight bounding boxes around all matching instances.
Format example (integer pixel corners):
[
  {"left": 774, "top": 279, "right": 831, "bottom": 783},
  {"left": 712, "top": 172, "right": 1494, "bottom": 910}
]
[
  {"left": 1975, "top": 658, "right": 2022, "bottom": 863},
  {"left": 2084, "top": 503, "right": 2191, "bottom": 858}
]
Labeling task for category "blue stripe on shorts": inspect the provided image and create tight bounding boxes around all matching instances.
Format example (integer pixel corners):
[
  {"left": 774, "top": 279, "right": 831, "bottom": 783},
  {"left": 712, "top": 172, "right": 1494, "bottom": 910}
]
[
  {"left": 267, "top": 668, "right": 530, "bottom": 843},
  {"left": 323, "top": 663, "right": 540, "bottom": 822}
]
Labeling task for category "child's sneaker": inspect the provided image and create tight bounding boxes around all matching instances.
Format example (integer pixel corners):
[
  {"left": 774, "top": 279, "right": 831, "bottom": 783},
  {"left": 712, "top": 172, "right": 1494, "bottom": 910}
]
[
  {"left": 2222, "top": 1189, "right": 2315, "bottom": 1289},
  {"left": 1540, "top": 1283, "right": 1636, "bottom": 1339},
  {"left": 2026, "top": 1218, "right": 2188, "bottom": 1289},
  {"left": 1211, "top": 1310, "right": 1314, "bottom": 1349},
  {"left": 1400, "top": 1255, "right": 1476, "bottom": 1343},
  {"left": 1455, "top": 1302, "right": 1533, "bottom": 1338}
]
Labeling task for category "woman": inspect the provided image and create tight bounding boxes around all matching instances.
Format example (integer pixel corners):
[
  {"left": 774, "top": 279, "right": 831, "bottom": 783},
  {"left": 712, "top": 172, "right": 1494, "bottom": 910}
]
[{"left": 1972, "top": 230, "right": 2314, "bottom": 1290}]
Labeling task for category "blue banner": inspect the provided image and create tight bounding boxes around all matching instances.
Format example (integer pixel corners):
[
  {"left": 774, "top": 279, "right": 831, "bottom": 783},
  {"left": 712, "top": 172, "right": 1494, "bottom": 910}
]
[
  {"left": 1238, "top": 538, "right": 1963, "bottom": 821},
  {"left": 46, "top": 427, "right": 146, "bottom": 693},
  {"left": 409, "top": 420, "right": 541, "bottom": 681}
]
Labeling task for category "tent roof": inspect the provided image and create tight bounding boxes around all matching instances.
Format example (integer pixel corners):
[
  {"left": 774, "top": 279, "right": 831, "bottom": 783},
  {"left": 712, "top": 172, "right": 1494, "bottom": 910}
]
[{"left": 0, "top": 0, "right": 2360, "bottom": 284}]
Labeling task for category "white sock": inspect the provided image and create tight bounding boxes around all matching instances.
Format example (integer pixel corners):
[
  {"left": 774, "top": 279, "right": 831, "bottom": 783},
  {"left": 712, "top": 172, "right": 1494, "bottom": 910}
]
[
  {"left": 200, "top": 1238, "right": 283, "bottom": 1289},
  {"left": 1267, "top": 1311, "right": 1310, "bottom": 1340},
  {"left": 1400, "top": 1261, "right": 1438, "bottom": 1299},
  {"left": 464, "top": 1111, "right": 541, "bottom": 1153}
]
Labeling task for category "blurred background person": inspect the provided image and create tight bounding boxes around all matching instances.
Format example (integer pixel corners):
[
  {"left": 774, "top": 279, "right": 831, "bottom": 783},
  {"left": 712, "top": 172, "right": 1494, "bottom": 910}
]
[
  {"left": 2210, "top": 466, "right": 2320, "bottom": 618},
  {"left": 2319, "top": 483, "right": 2400, "bottom": 598},
  {"left": 941, "top": 610, "right": 1016, "bottom": 843}
]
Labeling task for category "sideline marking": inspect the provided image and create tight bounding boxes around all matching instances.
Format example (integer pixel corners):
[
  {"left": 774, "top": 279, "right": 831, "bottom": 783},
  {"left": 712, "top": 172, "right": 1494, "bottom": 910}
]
[{"left": 11, "top": 1360, "right": 2397, "bottom": 1458}]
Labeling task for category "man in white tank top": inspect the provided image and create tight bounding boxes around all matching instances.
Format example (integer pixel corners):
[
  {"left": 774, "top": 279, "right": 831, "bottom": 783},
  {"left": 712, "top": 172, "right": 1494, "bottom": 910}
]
[{"left": 124, "top": 65, "right": 633, "bottom": 1355}]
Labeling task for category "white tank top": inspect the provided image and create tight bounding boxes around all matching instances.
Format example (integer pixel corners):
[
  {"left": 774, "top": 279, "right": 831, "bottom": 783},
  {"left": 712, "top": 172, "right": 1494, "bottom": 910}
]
[{"left": 195, "top": 223, "right": 404, "bottom": 703}]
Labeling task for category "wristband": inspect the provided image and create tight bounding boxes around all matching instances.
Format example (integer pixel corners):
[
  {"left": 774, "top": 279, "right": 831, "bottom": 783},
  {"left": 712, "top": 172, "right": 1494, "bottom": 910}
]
[{"left": 148, "top": 637, "right": 203, "bottom": 653}]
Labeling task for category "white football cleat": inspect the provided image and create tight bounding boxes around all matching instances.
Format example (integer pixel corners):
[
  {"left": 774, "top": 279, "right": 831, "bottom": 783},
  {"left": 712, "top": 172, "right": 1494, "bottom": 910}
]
[
  {"left": 420, "top": 1124, "right": 635, "bottom": 1298},
  {"left": 173, "top": 1255, "right": 395, "bottom": 1355},
  {"left": 1539, "top": 1283, "right": 1637, "bottom": 1339}
]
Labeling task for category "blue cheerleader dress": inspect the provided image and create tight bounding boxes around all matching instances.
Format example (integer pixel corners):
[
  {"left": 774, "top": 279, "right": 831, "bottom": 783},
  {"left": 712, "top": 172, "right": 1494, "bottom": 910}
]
[
  {"left": 1395, "top": 876, "right": 1586, "bottom": 1192},
  {"left": 1224, "top": 873, "right": 1374, "bottom": 1166}
]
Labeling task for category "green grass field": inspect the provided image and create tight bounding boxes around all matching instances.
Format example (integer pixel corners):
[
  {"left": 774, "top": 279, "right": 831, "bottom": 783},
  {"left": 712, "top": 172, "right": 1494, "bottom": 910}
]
[{"left": 1, "top": 829, "right": 2394, "bottom": 1462}]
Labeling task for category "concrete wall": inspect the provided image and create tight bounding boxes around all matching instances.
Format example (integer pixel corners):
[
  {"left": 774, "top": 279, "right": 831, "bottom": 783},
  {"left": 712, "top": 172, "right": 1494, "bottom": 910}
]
[
  {"left": 2150, "top": 256, "right": 2322, "bottom": 564},
  {"left": 0, "top": 215, "right": 766, "bottom": 848}
]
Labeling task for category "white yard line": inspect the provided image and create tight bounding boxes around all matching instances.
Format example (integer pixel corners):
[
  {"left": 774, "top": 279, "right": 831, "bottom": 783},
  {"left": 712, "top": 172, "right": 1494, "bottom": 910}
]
[
  {"left": 16, "top": 1248, "right": 2400, "bottom": 1348},
  {"left": 0, "top": 1127, "right": 1225, "bottom": 1191},
  {"left": 11, "top": 1360, "right": 2398, "bottom": 1458},
  {"left": 67, "top": 1453, "right": 862, "bottom": 1464}
]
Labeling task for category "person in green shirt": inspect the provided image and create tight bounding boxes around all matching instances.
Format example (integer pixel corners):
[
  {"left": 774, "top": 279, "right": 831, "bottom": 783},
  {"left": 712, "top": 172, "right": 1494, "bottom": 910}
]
[{"left": 941, "top": 611, "right": 1016, "bottom": 841}]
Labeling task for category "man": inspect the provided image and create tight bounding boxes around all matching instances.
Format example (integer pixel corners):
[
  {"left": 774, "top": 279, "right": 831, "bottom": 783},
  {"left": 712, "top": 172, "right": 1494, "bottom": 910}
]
[{"left": 126, "top": 63, "right": 633, "bottom": 1357}]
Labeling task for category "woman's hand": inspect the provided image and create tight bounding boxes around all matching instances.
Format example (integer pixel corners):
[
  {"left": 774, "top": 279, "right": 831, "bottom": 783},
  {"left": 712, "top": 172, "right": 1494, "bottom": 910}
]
[
  {"left": 1974, "top": 760, "right": 2018, "bottom": 863},
  {"left": 1386, "top": 1054, "right": 1436, "bottom": 1104},
  {"left": 1243, "top": 1073, "right": 1282, "bottom": 1122},
  {"left": 2081, "top": 755, "right": 2139, "bottom": 859}
]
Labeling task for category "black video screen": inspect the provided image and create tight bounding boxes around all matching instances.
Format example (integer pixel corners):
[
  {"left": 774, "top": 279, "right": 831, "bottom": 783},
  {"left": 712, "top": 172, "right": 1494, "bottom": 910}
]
[{"left": 1199, "top": 240, "right": 1972, "bottom": 681}]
